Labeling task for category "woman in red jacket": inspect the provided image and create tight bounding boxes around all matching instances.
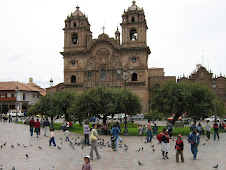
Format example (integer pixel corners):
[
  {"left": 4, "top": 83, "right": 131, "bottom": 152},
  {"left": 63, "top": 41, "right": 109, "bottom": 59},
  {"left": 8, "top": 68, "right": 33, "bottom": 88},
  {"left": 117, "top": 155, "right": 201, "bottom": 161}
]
[{"left": 34, "top": 119, "right": 41, "bottom": 138}]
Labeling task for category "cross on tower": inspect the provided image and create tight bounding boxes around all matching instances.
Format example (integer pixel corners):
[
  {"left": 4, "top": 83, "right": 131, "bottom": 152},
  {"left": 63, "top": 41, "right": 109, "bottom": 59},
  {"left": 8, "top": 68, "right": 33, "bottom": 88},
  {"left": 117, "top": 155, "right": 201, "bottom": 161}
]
[{"left": 101, "top": 26, "right": 106, "bottom": 34}]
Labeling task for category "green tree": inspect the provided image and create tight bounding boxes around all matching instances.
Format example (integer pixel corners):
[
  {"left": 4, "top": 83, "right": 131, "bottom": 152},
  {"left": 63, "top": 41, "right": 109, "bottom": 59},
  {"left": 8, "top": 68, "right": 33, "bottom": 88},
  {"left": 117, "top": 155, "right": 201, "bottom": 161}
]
[
  {"left": 28, "top": 90, "right": 76, "bottom": 126},
  {"left": 150, "top": 81, "right": 215, "bottom": 124},
  {"left": 68, "top": 86, "right": 142, "bottom": 124}
]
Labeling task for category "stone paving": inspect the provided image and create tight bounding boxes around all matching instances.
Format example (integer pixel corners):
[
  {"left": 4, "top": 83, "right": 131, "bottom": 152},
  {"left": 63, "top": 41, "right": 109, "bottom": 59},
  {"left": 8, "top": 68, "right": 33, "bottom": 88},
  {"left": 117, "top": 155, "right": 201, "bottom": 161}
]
[{"left": 0, "top": 122, "right": 225, "bottom": 170}]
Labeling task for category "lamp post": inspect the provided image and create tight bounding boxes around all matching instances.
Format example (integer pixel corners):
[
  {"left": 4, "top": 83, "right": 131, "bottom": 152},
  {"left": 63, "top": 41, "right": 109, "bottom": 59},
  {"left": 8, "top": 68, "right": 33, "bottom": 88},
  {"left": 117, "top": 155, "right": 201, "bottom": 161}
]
[
  {"left": 15, "top": 86, "right": 18, "bottom": 122},
  {"left": 117, "top": 67, "right": 133, "bottom": 135},
  {"left": 212, "top": 81, "right": 217, "bottom": 122},
  {"left": 50, "top": 78, "right": 53, "bottom": 128}
]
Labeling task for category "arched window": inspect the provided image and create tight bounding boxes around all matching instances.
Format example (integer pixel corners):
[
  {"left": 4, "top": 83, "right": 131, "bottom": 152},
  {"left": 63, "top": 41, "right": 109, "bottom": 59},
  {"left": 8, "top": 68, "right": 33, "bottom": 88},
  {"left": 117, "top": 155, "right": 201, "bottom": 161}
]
[
  {"left": 101, "top": 69, "right": 106, "bottom": 80},
  {"left": 71, "top": 75, "right": 76, "bottom": 83},
  {"left": 131, "top": 17, "right": 135, "bottom": 22},
  {"left": 73, "top": 22, "right": 76, "bottom": 27},
  {"left": 132, "top": 73, "right": 138, "bottom": 81},
  {"left": 130, "top": 29, "right": 137, "bottom": 41},
  {"left": 72, "top": 33, "right": 78, "bottom": 44}
]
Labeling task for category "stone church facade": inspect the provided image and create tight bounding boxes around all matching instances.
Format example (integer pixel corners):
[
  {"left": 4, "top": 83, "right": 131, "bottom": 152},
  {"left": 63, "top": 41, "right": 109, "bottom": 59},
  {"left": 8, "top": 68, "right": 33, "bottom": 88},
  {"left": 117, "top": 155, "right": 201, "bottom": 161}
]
[
  {"left": 49, "top": 1, "right": 175, "bottom": 113},
  {"left": 178, "top": 65, "right": 226, "bottom": 109}
]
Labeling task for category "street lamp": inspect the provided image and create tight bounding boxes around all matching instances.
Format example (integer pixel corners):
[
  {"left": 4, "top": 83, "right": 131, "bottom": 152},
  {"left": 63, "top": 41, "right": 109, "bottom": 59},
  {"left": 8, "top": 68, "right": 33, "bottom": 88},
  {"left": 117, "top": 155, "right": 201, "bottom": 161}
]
[
  {"left": 117, "top": 67, "right": 133, "bottom": 135},
  {"left": 50, "top": 78, "right": 53, "bottom": 128},
  {"left": 212, "top": 81, "right": 217, "bottom": 122},
  {"left": 15, "top": 86, "right": 18, "bottom": 122}
]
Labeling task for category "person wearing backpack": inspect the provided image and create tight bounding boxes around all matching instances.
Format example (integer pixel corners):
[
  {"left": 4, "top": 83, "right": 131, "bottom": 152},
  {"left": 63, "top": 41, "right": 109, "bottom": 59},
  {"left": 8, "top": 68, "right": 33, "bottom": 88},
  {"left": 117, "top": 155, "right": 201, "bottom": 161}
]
[
  {"left": 111, "top": 123, "right": 120, "bottom": 151},
  {"left": 89, "top": 124, "right": 101, "bottom": 160}
]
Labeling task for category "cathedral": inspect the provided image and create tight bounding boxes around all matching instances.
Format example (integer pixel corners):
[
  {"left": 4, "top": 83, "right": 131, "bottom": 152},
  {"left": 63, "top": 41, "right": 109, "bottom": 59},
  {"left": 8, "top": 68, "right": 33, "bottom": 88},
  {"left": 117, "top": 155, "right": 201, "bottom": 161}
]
[{"left": 50, "top": 1, "right": 175, "bottom": 113}]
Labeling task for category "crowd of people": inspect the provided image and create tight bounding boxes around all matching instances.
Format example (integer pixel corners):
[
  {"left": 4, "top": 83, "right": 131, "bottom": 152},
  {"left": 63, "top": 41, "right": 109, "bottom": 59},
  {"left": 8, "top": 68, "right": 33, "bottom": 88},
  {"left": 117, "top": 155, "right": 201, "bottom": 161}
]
[{"left": 1, "top": 114, "right": 225, "bottom": 169}]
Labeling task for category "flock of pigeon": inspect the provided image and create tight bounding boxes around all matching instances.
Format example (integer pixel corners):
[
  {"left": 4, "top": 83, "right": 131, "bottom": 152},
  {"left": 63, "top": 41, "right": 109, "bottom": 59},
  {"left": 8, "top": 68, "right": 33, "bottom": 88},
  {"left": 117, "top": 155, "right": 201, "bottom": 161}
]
[{"left": 0, "top": 136, "right": 220, "bottom": 169}]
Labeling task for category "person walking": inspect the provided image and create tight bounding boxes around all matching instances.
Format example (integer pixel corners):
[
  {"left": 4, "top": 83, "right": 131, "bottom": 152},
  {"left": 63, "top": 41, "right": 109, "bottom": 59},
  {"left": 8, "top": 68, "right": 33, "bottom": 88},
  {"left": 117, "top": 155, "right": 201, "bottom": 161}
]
[
  {"left": 64, "top": 128, "right": 70, "bottom": 142},
  {"left": 34, "top": 119, "right": 41, "bottom": 138},
  {"left": 111, "top": 123, "right": 120, "bottom": 151},
  {"left": 204, "top": 120, "right": 211, "bottom": 140},
  {"left": 188, "top": 127, "right": 200, "bottom": 160},
  {"left": 89, "top": 124, "right": 101, "bottom": 160},
  {"left": 43, "top": 118, "right": 50, "bottom": 137},
  {"left": 157, "top": 128, "right": 170, "bottom": 159},
  {"left": 83, "top": 121, "right": 90, "bottom": 146},
  {"left": 175, "top": 134, "right": 184, "bottom": 163},
  {"left": 213, "top": 121, "right": 220, "bottom": 140},
  {"left": 116, "top": 122, "right": 122, "bottom": 142},
  {"left": 29, "top": 117, "right": 35, "bottom": 136},
  {"left": 49, "top": 129, "right": 56, "bottom": 146},
  {"left": 146, "top": 120, "right": 153, "bottom": 143},
  {"left": 167, "top": 121, "right": 173, "bottom": 139}
]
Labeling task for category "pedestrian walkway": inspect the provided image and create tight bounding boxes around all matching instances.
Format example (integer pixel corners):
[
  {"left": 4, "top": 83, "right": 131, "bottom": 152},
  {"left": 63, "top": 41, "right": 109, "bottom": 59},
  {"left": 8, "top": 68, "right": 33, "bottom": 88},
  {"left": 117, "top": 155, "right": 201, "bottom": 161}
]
[{"left": 0, "top": 122, "right": 225, "bottom": 170}]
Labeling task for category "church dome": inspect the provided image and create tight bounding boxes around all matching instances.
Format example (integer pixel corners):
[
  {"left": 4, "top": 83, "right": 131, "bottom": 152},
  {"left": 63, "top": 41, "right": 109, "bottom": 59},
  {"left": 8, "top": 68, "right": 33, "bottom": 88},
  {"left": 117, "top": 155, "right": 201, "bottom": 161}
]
[
  {"left": 126, "top": 1, "right": 142, "bottom": 12},
  {"left": 72, "top": 6, "right": 85, "bottom": 17}
]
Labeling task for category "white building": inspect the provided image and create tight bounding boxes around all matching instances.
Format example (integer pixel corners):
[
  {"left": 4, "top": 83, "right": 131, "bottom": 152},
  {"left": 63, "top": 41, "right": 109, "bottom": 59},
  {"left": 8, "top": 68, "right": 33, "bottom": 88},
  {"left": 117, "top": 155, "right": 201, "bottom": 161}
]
[{"left": 0, "top": 78, "right": 46, "bottom": 113}]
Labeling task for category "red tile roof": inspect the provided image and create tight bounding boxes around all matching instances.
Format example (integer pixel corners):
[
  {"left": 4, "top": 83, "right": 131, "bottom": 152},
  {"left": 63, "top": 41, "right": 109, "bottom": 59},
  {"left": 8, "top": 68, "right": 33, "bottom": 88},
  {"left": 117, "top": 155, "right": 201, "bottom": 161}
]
[{"left": 0, "top": 82, "right": 44, "bottom": 93}]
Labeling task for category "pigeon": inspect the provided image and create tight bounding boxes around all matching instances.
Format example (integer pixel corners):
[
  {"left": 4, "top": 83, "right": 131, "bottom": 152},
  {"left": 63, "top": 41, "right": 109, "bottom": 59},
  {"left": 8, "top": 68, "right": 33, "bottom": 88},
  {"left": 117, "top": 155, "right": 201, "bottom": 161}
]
[
  {"left": 138, "top": 161, "right": 143, "bottom": 165},
  {"left": 144, "top": 142, "right": 147, "bottom": 144},
  {"left": 38, "top": 146, "right": 43, "bottom": 149},
  {"left": 124, "top": 144, "right": 128, "bottom": 147},
  {"left": 202, "top": 143, "right": 206, "bottom": 145},
  {"left": 136, "top": 148, "right": 140, "bottom": 152},
  {"left": 3, "top": 143, "right": 6, "bottom": 146},
  {"left": 212, "top": 164, "right": 218, "bottom": 168},
  {"left": 11, "top": 145, "right": 14, "bottom": 148},
  {"left": 61, "top": 141, "right": 63, "bottom": 145},
  {"left": 173, "top": 139, "right": 174, "bottom": 142},
  {"left": 81, "top": 146, "right": 84, "bottom": 150},
  {"left": 1, "top": 145, "right": 2, "bottom": 149},
  {"left": 151, "top": 145, "right": 154, "bottom": 147},
  {"left": 59, "top": 137, "right": 62, "bottom": 140},
  {"left": 153, "top": 149, "right": 155, "bottom": 152},
  {"left": 51, "top": 166, "right": 55, "bottom": 170},
  {"left": 29, "top": 144, "right": 32, "bottom": 147},
  {"left": 23, "top": 144, "right": 27, "bottom": 148},
  {"left": 12, "top": 166, "right": 15, "bottom": 170},
  {"left": 206, "top": 139, "right": 208, "bottom": 142},
  {"left": 26, "top": 154, "right": 29, "bottom": 158},
  {"left": 124, "top": 148, "right": 128, "bottom": 151},
  {"left": 77, "top": 136, "right": 80, "bottom": 139},
  {"left": 71, "top": 137, "right": 74, "bottom": 140},
  {"left": 142, "top": 147, "right": 144, "bottom": 151},
  {"left": 57, "top": 146, "right": 62, "bottom": 149},
  {"left": 17, "top": 143, "right": 21, "bottom": 146},
  {"left": 0, "top": 164, "right": 3, "bottom": 170}
]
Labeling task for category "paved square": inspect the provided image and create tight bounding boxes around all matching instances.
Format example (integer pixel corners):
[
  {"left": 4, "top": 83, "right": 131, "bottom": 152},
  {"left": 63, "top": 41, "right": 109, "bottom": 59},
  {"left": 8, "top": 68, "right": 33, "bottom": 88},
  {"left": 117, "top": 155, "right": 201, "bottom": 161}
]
[{"left": 0, "top": 122, "right": 225, "bottom": 170}]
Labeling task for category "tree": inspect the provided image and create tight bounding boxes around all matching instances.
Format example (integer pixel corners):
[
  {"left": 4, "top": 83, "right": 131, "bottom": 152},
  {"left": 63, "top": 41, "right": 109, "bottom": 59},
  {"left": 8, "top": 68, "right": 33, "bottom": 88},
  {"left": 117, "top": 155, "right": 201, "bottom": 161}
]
[
  {"left": 150, "top": 81, "right": 215, "bottom": 124},
  {"left": 68, "top": 86, "right": 142, "bottom": 124},
  {"left": 28, "top": 90, "right": 77, "bottom": 126}
]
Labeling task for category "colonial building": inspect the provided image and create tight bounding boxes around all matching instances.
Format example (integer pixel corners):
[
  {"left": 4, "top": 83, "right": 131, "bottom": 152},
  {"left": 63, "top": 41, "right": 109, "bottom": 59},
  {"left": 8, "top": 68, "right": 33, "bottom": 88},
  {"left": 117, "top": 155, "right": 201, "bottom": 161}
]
[
  {"left": 48, "top": 1, "right": 175, "bottom": 113},
  {"left": 178, "top": 64, "right": 226, "bottom": 108},
  {"left": 0, "top": 78, "right": 46, "bottom": 113}
]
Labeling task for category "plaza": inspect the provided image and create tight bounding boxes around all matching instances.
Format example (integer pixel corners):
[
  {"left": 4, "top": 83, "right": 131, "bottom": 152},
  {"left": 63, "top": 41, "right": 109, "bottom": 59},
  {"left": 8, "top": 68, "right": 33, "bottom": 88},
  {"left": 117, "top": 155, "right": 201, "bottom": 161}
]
[{"left": 0, "top": 122, "right": 225, "bottom": 170}]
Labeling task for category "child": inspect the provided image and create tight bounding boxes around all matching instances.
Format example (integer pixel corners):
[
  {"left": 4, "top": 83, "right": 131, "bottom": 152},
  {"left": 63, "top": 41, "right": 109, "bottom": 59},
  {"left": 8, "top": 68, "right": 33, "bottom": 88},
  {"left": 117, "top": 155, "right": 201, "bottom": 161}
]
[
  {"left": 213, "top": 121, "right": 220, "bottom": 140},
  {"left": 111, "top": 136, "right": 117, "bottom": 151},
  {"left": 152, "top": 124, "right": 158, "bottom": 139},
  {"left": 82, "top": 156, "right": 92, "bottom": 170},
  {"left": 175, "top": 134, "right": 184, "bottom": 162},
  {"left": 49, "top": 129, "right": 56, "bottom": 146},
  {"left": 64, "top": 128, "right": 70, "bottom": 142},
  {"left": 138, "top": 124, "right": 143, "bottom": 136}
]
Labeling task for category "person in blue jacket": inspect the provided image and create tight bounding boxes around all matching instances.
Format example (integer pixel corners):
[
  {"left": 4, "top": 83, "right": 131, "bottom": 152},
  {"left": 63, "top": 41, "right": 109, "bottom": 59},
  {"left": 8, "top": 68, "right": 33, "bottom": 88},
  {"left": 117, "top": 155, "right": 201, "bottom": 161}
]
[
  {"left": 188, "top": 127, "right": 200, "bottom": 160},
  {"left": 111, "top": 123, "right": 120, "bottom": 151}
]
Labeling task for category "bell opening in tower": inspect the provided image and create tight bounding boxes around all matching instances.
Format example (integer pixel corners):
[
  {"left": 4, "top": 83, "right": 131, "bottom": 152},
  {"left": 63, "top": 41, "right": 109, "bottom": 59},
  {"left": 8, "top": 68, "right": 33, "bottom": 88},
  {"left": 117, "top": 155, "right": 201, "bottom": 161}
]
[{"left": 130, "top": 29, "right": 137, "bottom": 41}]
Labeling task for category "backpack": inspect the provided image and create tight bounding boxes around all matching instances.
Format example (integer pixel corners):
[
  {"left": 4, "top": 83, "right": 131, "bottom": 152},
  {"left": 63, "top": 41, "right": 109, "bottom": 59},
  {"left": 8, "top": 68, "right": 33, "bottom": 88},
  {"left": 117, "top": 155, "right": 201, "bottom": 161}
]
[{"left": 157, "top": 134, "right": 162, "bottom": 142}]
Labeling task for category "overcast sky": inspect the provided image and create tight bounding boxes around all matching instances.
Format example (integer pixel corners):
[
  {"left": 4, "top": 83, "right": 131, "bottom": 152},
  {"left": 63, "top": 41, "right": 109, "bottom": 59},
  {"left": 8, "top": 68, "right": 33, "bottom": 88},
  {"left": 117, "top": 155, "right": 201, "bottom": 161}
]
[{"left": 0, "top": 0, "right": 225, "bottom": 88}]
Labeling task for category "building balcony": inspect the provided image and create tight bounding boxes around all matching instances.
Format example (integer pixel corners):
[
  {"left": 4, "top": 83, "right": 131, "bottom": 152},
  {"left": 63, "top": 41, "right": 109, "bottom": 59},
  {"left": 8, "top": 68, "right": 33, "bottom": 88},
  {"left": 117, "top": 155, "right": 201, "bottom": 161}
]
[{"left": 0, "top": 97, "right": 16, "bottom": 102}]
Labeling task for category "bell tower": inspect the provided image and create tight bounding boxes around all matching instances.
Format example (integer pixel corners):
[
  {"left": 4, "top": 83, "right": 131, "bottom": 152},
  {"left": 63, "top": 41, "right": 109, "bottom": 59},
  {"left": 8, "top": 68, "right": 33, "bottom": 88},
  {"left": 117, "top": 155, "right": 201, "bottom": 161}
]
[
  {"left": 120, "top": 1, "right": 148, "bottom": 47},
  {"left": 63, "top": 6, "right": 92, "bottom": 51}
]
